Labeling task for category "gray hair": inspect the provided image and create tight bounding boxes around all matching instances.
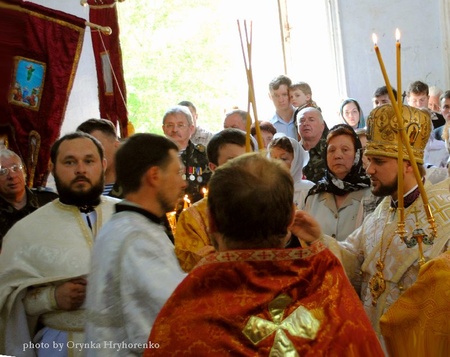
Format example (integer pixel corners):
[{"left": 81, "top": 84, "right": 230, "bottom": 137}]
[
  {"left": 296, "top": 107, "right": 324, "bottom": 125},
  {"left": 0, "top": 148, "right": 22, "bottom": 163},
  {"left": 162, "top": 105, "right": 194, "bottom": 126},
  {"left": 224, "top": 109, "right": 248, "bottom": 125}
]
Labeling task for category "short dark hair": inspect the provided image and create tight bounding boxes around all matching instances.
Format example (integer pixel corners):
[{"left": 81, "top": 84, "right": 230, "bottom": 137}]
[
  {"left": 208, "top": 153, "right": 293, "bottom": 249},
  {"left": 207, "top": 128, "right": 247, "bottom": 165},
  {"left": 408, "top": 81, "right": 429, "bottom": 96},
  {"left": 76, "top": 118, "right": 117, "bottom": 139},
  {"left": 373, "top": 86, "right": 397, "bottom": 101},
  {"left": 115, "top": 133, "right": 179, "bottom": 195},
  {"left": 269, "top": 75, "right": 292, "bottom": 91},
  {"left": 50, "top": 132, "right": 104, "bottom": 164},
  {"left": 251, "top": 121, "right": 277, "bottom": 136}
]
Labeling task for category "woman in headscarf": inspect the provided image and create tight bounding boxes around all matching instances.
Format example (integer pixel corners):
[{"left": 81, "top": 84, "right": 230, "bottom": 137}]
[
  {"left": 340, "top": 98, "right": 365, "bottom": 129},
  {"left": 268, "top": 134, "right": 314, "bottom": 210},
  {"left": 304, "top": 124, "right": 372, "bottom": 241}
]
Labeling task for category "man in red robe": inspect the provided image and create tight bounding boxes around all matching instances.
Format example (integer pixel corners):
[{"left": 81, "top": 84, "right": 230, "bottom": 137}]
[{"left": 145, "top": 153, "right": 383, "bottom": 356}]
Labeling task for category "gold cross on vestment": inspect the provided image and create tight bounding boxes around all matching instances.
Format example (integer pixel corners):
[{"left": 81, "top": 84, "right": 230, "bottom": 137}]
[{"left": 242, "top": 294, "right": 321, "bottom": 356}]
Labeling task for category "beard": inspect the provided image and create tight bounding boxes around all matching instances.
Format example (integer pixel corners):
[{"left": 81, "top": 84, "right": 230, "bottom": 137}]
[
  {"left": 55, "top": 172, "right": 104, "bottom": 207},
  {"left": 371, "top": 174, "right": 398, "bottom": 197}
]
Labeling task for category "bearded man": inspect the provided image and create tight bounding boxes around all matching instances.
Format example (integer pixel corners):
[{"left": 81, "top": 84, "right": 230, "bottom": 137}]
[
  {"left": 295, "top": 105, "right": 450, "bottom": 353},
  {"left": 0, "top": 132, "right": 119, "bottom": 357}
]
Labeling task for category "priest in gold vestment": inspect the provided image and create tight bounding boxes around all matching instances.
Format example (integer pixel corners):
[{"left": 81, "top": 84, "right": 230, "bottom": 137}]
[
  {"left": 145, "top": 153, "right": 383, "bottom": 356},
  {"left": 175, "top": 128, "right": 250, "bottom": 272},
  {"left": 309, "top": 105, "right": 450, "bottom": 352}
]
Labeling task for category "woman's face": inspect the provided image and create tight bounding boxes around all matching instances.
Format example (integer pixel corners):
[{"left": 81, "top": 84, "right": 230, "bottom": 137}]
[
  {"left": 261, "top": 131, "right": 274, "bottom": 149},
  {"left": 270, "top": 146, "right": 294, "bottom": 169},
  {"left": 326, "top": 134, "right": 356, "bottom": 179},
  {"left": 342, "top": 102, "right": 360, "bottom": 128}
]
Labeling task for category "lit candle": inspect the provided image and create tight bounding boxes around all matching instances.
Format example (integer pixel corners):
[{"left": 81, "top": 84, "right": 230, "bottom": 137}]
[
  {"left": 202, "top": 187, "right": 208, "bottom": 198},
  {"left": 372, "top": 32, "right": 431, "bottom": 232},
  {"left": 395, "top": 28, "right": 402, "bottom": 110},
  {"left": 183, "top": 194, "right": 191, "bottom": 210}
]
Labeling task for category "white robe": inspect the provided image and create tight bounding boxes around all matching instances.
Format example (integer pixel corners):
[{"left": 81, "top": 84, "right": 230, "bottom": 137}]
[
  {"left": 325, "top": 181, "right": 450, "bottom": 346},
  {"left": 0, "top": 197, "right": 118, "bottom": 357},
  {"left": 84, "top": 201, "right": 186, "bottom": 356}
]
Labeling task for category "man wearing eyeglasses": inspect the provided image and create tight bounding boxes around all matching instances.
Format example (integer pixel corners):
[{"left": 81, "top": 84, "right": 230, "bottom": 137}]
[
  {"left": 162, "top": 105, "right": 211, "bottom": 205},
  {"left": 0, "top": 148, "right": 57, "bottom": 248}
]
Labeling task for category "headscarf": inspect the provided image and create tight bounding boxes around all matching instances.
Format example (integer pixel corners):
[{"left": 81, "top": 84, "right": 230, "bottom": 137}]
[
  {"left": 307, "top": 124, "right": 370, "bottom": 197},
  {"left": 339, "top": 98, "right": 366, "bottom": 129},
  {"left": 269, "top": 133, "right": 308, "bottom": 184}
]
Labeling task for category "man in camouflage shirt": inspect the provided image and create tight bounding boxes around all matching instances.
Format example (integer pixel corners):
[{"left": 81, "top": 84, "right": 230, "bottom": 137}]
[
  {"left": 162, "top": 105, "right": 211, "bottom": 204},
  {"left": 297, "top": 107, "right": 329, "bottom": 183}
]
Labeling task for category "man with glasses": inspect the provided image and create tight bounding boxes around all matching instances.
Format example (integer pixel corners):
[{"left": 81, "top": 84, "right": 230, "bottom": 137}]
[
  {"left": 0, "top": 148, "right": 57, "bottom": 248},
  {"left": 162, "top": 105, "right": 211, "bottom": 204}
]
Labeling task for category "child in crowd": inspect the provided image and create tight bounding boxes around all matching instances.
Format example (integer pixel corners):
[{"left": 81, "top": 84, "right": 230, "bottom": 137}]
[{"left": 289, "top": 81, "right": 320, "bottom": 111}]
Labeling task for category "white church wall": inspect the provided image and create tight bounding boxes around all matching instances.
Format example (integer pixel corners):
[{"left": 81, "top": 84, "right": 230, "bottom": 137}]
[
  {"left": 27, "top": 0, "right": 100, "bottom": 135},
  {"left": 336, "top": 0, "right": 448, "bottom": 116}
]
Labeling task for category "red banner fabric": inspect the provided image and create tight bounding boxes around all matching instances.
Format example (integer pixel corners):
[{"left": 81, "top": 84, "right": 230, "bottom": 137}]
[
  {"left": 88, "top": 0, "right": 128, "bottom": 137},
  {"left": 0, "top": 0, "right": 85, "bottom": 187}
]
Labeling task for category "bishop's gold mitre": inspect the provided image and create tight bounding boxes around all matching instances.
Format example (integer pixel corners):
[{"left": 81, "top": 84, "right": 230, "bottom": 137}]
[{"left": 365, "top": 104, "right": 432, "bottom": 164}]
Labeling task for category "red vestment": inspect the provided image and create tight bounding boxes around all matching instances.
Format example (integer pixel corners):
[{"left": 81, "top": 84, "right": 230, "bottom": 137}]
[{"left": 145, "top": 242, "right": 383, "bottom": 356}]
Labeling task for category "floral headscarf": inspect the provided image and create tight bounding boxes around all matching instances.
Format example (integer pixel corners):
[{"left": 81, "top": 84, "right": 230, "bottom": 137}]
[{"left": 307, "top": 124, "right": 370, "bottom": 197}]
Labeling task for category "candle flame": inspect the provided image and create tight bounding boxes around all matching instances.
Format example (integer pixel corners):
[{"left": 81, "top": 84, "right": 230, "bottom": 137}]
[
  {"left": 395, "top": 28, "right": 401, "bottom": 42},
  {"left": 372, "top": 33, "right": 378, "bottom": 45}
]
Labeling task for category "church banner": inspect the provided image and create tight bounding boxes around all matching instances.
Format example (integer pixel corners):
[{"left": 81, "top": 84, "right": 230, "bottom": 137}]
[
  {"left": 88, "top": 0, "right": 129, "bottom": 137},
  {"left": 0, "top": 0, "right": 85, "bottom": 187}
]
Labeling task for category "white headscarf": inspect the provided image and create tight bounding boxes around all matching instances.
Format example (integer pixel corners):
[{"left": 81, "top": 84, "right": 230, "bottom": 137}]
[{"left": 270, "top": 133, "right": 309, "bottom": 184}]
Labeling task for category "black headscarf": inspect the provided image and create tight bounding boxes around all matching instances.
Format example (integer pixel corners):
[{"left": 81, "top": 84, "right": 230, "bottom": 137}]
[{"left": 307, "top": 123, "right": 371, "bottom": 198}]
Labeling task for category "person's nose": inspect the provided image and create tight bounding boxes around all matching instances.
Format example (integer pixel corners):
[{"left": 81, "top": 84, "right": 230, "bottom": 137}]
[
  {"left": 75, "top": 161, "right": 87, "bottom": 174},
  {"left": 333, "top": 150, "right": 343, "bottom": 159}
]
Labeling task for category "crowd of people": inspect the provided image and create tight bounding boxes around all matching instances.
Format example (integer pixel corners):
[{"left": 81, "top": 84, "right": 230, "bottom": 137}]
[{"left": 0, "top": 74, "right": 449, "bottom": 356}]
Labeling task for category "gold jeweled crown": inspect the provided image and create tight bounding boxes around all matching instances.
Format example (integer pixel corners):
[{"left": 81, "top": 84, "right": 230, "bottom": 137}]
[{"left": 365, "top": 104, "right": 432, "bottom": 164}]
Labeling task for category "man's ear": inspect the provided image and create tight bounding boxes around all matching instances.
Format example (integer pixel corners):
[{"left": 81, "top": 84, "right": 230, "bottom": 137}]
[
  {"left": 143, "top": 166, "right": 160, "bottom": 187},
  {"left": 404, "top": 160, "right": 413, "bottom": 174},
  {"left": 102, "top": 158, "right": 107, "bottom": 172}
]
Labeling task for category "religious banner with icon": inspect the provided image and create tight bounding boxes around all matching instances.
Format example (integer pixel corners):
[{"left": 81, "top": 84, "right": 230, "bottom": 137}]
[
  {"left": 9, "top": 57, "right": 46, "bottom": 111},
  {"left": 87, "top": 0, "right": 129, "bottom": 138},
  {"left": 0, "top": 0, "right": 85, "bottom": 187}
]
